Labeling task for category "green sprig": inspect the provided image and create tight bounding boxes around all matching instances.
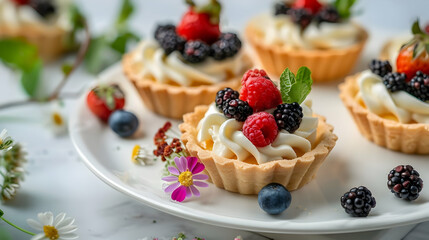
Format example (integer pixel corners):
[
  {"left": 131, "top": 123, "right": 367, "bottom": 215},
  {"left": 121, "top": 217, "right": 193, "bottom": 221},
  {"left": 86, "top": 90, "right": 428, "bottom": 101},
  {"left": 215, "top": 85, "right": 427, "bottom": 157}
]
[
  {"left": 333, "top": 0, "right": 357, "bottom": 19},
  {"left": 280, "top": 67, "right": 313, "bottom": 104}
]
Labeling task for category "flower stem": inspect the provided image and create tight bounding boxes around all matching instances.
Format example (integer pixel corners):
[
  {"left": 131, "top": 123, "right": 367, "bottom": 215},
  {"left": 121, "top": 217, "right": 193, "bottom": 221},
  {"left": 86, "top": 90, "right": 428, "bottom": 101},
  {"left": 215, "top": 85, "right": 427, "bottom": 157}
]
[{"left": 0, "top": 217, "right": 35, "bottom": 236}]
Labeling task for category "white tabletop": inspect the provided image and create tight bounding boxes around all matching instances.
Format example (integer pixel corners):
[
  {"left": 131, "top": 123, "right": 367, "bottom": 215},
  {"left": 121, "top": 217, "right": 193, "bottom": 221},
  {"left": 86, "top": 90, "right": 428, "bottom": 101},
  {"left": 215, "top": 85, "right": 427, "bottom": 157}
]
[{"left": 1, "top": 0, "right": 429, "bottom": 239}]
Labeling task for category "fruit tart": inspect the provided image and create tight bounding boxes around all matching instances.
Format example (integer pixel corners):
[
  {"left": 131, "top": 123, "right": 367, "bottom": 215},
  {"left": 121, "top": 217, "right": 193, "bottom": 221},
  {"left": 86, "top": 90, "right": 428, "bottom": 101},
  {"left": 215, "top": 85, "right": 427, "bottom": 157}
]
[
  {"left": 0, "top": 0, "right": 76, "bottom": 61},
  {"left": 123, "top": 0, "right": 251, "bottom": 119},
  {"left": 180, "top": 67, "right": 337, "bottom": 194},
  {"left": 339, "top": 21, "right": 429, "bottom": 154},
  {"left": 245, "top": 0, "right": 367, "bottom": 82}
]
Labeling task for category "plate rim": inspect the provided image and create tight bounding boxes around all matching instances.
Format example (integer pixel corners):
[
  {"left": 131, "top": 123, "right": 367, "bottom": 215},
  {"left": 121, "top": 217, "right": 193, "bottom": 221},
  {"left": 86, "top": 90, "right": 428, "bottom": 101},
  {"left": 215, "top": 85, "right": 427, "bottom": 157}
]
[{"left": 69, "top": 64, "right": 429, "bottom": 234}]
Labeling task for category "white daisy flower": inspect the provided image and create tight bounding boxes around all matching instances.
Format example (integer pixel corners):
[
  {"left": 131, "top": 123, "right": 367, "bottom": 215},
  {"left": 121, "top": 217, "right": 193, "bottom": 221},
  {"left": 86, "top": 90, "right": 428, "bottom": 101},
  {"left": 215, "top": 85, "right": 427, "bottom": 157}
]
[
  {"left": 131, "top": 145, "right": 155, "bottom": 165},
  {"left": 27, "top": 212, "right": 78, "bottom": 240},
  {"left": 45, "top": 102, "right": 68, "bottom": 136},
  {"left": 0, "top": 129, "right": 13, "bottom": 151},
  {"left": 2, "top": 183, "right": 20, "bottom": 200}
]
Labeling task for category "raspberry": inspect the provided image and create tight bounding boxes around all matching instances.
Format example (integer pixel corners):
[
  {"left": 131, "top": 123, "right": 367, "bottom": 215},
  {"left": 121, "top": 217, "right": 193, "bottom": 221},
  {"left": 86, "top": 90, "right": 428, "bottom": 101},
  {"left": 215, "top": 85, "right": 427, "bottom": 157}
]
[
  {"left": 387, "top": 165, "right": 423, "bottom": 201},
  {"left": 241, "top": 69, "right": 269, "bottom": 85},
  {"left": 340, "top": 186, "right": 376, "bottom": 217},
  {"left": 222, "top": 99, "right": 253, "bottom": 122},
  {"left": 154, "top": 24, "right": 176, "bottom": 41},
  {"left": 30, "top": 0, "right": 56, "bottom": 18},
  {"left": 273, "top": 103, "right": 303, "bottom": 133},
  {"left": 369, "top": 59, "right": 393, "bottom": 77},
  {"left": 315, "top": 6, "right": 340, "bottom": 24},
  {"left": 383, "top": 72, "right": 407, "bottom": 92},
  {"left": 215, "top": 87, "right": 239, "bottom": 111},
  {"left": 274, "top": 2, "right": 291, "bottom": 16},
  {"left": 243, "top": 112, "right": 279, "bottom": 147},
  {"left": 210, "top": 32, "right": 242, "bottom": 61},
  {"left": 240, "top": 77, "right": 282, "bottom": 112},
  {"left": 289, "top": 8, "right": 313, "bottom": 29},
  {"left": 157, "top": 31, "right": 186, "bottom": 55},
  {"left": 182, "top": 40, "right": 210, "bottom": 63},
  {"left": 407, "top": 71, "right": 429, "bottom": 101}
]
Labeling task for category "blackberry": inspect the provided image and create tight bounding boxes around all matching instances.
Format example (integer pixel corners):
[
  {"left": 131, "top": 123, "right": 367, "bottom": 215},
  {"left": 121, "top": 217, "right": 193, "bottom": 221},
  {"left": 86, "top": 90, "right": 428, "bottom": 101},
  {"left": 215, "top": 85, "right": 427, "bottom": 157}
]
[
  {"left": 387, "top": 165, "right": 423, "bottom": 201},
  {"left": 158, "top": 31, "right": 186, "bottom": 55},
  {"left": 383, "top": 72, "right": 407, "bottom": 92},
  {"left": 211, "top": 33, "right": 242, "bottom": 61},
  {"left": 154, "top": 24, "right": 176, "bottom": 41},
  {"left": 274, "top": 2, "right": 290, "bottom": 16},
  {"left": 369, "top": 59, "right": 393, "bottom": 77},
  {"left": 272, "top": 103, "right": 303, "bottom": 133},
  {"left": 222, "top": 99, "right": 253, "bottom": 122},
  {"left": 407, "top": 71, "right": 429, "bottom": 102},
  {"left": 182, "top": 41, "right": 210, "bottom": 63},
  {"left": 340, "top": 186, "right": 376, "bottom": 217},
  {"left": 289, "top": 8, "right": 313, "bottom": 29},
  {"left": 215, "top": 88, "right": 239, "bottom": 111},
  {"left": 315, "top": 6, "right": 340, "bottom": 24},
  {"left": 30, "top": 0, "right": 56, "bottom": 18}
]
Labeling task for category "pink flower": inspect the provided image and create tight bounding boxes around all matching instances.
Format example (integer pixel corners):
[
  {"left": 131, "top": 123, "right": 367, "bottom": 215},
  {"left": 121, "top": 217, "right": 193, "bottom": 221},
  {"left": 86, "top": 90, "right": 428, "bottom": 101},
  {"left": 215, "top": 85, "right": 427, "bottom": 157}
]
[{"left": 162, "top": 156, "right": 209, "bottom": 202}]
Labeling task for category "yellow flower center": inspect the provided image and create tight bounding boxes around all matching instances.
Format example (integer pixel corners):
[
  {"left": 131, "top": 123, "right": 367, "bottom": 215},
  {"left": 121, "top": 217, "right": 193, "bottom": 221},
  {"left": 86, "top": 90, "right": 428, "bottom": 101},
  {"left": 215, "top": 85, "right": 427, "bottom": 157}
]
[
  {"left": 43, "top": 225, "right": 59, "bottom": 240},
  {"left": 131, "top": 145, "right": 140, "bottom": 163},
  {"left": 52, "top": 112, "right": 63, "bottom": 126},
  {"left": 178, "top": 171, "right": 193, "bottom": 187},
  {"left": 0, "top": 139, "right": 2, "bottom": 144}
]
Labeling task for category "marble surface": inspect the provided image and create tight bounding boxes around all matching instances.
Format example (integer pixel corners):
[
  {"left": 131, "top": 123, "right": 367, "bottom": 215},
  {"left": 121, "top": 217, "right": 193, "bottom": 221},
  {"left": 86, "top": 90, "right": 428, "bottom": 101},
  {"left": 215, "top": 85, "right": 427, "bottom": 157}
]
[{"left": 1, "top": 0, "right": 429, "bottom": 239}]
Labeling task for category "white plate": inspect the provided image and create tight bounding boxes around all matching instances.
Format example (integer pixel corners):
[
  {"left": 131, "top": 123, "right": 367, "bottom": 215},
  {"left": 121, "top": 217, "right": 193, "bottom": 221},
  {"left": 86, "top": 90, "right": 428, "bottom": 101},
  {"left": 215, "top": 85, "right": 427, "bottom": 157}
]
[{"left": 69, "top": 64, "right": 429, "bottom": 234}]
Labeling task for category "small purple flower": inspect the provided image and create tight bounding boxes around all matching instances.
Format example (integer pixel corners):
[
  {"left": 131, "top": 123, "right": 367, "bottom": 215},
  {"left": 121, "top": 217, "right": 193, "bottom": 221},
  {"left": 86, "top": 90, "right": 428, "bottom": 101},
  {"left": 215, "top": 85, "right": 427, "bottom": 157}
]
[{"left": 162, "top": 156, "right": 209, "bottom": 202}]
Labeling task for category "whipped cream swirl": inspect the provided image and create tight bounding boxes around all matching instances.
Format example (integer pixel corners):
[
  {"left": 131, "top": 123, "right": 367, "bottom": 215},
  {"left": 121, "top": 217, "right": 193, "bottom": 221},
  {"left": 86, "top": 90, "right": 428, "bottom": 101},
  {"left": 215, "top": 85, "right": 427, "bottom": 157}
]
[
  {"left": 0, "top": 0, "right": 72, "bottom": 30},
  {"left": 252, "top": 13, "right": 360, "bottom": 50},
  {"left": 132, "top": 40, "right": 248, "bottom": 87},
  {"left": 197, "top": 101, "right": 319, "bottom": 164},
  {"left": 357, "top": 70, "right": 429, "bottom": 123}
]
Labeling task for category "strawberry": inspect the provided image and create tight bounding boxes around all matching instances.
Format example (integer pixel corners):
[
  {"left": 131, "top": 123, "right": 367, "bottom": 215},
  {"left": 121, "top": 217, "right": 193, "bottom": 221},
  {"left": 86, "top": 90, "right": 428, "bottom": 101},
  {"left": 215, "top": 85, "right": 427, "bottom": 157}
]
[
  {"left": 12, "top": 0, "right": 30, "bottom": 5},
  {"left": 292, "top": 0, "right": 322, "bottom": 14},
  {"left": 86, "top": 84, "right": 125, "bottom": 122},
  {"left": 396, "top": 20, "right": 429, "bottom": 81},
  {"left": 177, "top": 0, "right": 221, "bottom": 44}
]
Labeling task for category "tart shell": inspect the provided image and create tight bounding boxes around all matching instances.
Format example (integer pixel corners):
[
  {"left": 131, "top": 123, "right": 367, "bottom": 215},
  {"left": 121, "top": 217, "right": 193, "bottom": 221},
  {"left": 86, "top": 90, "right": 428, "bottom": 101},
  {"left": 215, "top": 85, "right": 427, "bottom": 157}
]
[
  {"left": 122, "top": 52, "right": 245, "bottom": 119},
  {"left": 245, "top": 20, "right": 368, "bottom": 83},
  {"left": 180, "top": 105, "right": 338, "bottom": 195},
  {"left": 339, "top": 73, "right": 429, "bottom": 154},
  {"left": 0, "top": 23, "right": 68, "bottom": 62}
]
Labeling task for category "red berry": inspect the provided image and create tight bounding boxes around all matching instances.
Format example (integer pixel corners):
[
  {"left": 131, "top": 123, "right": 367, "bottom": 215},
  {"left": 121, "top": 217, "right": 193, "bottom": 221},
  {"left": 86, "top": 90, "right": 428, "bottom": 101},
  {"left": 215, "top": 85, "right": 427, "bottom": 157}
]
[
  {"left": 292, "top": 0, "right": 322, "bottom": 14},
  {"left": 425, "top": 24, "right": 429, "bottom": 34},
  {"left": 241, "top": 69, "right": 268, "bottom": 85},
  {"left": 396, "top": 45, "right": 429, "bottom": 81},
  {"left": 177, "top": 8, "right": 221, "bottom": 44},
  {"left": 240, "top": 76, "right": 282, "bottom": 112},
  {"left": 12, "top": 0, "right": 29, "bottom": 5},
  {"left": 86, "top": 85, "right": 125, "bottom": 122},
  {"left": 243, "top": 112, "right": 279, "bottom": 147}
]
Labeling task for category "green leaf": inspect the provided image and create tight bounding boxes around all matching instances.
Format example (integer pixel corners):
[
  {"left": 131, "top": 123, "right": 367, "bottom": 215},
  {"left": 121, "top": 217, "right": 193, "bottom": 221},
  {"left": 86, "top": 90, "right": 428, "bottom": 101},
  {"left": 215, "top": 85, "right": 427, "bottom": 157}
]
[
  {"left": 20, "top": 59, "right": 42, "bottom": 97},
  {"left": 411, "top": 19, "right": 424, "bottom": 35},
  {"left": 0, "top": 209, "right": 3, "bottom": 217},
  {"left": 85, "top": 37, "right": 121, "bottom": 74},
  {"left": 288, "top": 67, "right": 312, "bottom": 104},
  {"left": 61, "top": 64, "right": 73, "bottom": 76},
  {"left": 0, "top": 39, "right": 39, "bottom": 71},
  {"left": 65, "top": 4, "right": 86, "bottom": 49},
  {"left": 334, "top": 0, "right": 357, "bottom": 19},
  {"left": 280, "top": 68, "right": 296, "bottom": 103},
  {"left": 116, "top": 0, "right": 134, "bottom": 28},
  {"left": 110, "top": 31, "right": 139, "bottom": 54}
]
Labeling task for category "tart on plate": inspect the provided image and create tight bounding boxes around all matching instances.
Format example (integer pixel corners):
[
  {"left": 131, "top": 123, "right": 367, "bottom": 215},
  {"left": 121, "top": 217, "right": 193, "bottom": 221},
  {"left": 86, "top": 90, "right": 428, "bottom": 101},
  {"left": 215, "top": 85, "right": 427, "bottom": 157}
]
[
  {"left": 123, "top": 0, "right": 251, "bottom": 119},
  {"left": 245, "top": 0, "right": 367, "bottom": 82},
  {"left": 339, "top": 21, "right": 429, "bottom": 154},
  {"left": 180, "top": 67, "right": 337, "bottom": 194}
]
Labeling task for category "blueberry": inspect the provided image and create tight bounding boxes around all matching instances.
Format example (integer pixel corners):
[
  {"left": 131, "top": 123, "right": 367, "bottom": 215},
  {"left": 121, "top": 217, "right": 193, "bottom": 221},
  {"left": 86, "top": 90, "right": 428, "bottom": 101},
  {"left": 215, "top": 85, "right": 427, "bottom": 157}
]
[
  {"left": 108, "top": 110, "right": 139, "bottom": 138},
  {"left": 258, "top": 183, "right": 292, "bottom": 215}
]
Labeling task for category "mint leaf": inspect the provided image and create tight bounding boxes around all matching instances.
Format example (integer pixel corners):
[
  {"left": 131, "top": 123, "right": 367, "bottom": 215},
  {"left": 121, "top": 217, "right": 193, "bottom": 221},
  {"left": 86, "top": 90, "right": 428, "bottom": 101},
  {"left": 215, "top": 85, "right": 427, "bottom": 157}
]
[
  {"left": 280, "top": 68, "right": 296, "bottom": 103},
  {"left": 116, "top": 0, "right": 134, "bottom": 28},
  {"left": 280, "top": 67, "right": 312, "bottom": 104},
  {"left": 0, "top": 39, "right": 38, "bottom": 71},
  {"left": 334, "top": 0, "right": 357, "bottom": 19},
  {"left": 288, "top": 67, "right": 312, "bottom": 104},
  {"left": 21, "top": 59, "right": 42, "bottom": 97},
  {"left": 110, "top": 31, "right": 139, "bottom": 54},
  {"left": 85, "top": 36, "right": 121, "bottom": 74},
  {"left": 412, "top": 19, "right": 424, "bottom": 35},
  {"left": 62, "top": 63, "right": 73, "bottom": 76}
]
